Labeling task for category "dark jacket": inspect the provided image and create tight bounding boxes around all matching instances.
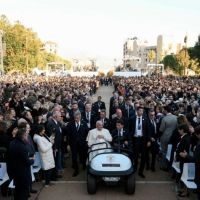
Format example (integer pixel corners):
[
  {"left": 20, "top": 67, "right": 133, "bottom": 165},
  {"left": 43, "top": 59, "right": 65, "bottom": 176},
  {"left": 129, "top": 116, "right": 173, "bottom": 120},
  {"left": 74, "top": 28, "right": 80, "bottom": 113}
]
[
  {"left": 121, "top": 104, "right": 135, "bottom": 119},
  {"left": 147, "top": 118, "right": 158, "bottom": 139},
  {"left": 0, "top": 133, "right": 9, "bottom": 162},
  {"left": 46, "top": 119, "right": 62, "bottom": 150},
  {"left": 176, "top": 133, "right": 191, "bottom": 162},
  {"left": 67, "top": 120, "right": 88, "bottom": 147},
  {"left": 111, "top": 116, "right": 128, "bottom": 132},
  {"left": 92, "top": 101, "right": 106, "bottom": 115},
  {"left": 7, "top": 138, "right": 34, "bottom": 186},
  {"left": 82, "top": 112, "right": 96, "bottom": 129},
  {"left": 112, "top": 129, "right": 132, "bottom": 149}
]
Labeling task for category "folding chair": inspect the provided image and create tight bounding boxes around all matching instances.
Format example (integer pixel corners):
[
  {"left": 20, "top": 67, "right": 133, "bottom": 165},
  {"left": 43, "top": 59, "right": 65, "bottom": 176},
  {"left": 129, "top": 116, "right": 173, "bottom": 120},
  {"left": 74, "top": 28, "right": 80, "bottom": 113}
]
[
  {"left": 32, "top": 152, "right": 42, "bottom": 173},
  {"left": 172, "top": 152, "right": 181, "bottom": 174},
  {"left": 166, "top": 144, "right": 172, "bottom": 162},
  {"left": 0, "top": 162, "right": 9, "bottom": 186},
  {"left": 181, "top": 163, "right": 197, "bottom": 189},
  {"left": 9, "top": 168, "right": 35, "bottom": 189}
]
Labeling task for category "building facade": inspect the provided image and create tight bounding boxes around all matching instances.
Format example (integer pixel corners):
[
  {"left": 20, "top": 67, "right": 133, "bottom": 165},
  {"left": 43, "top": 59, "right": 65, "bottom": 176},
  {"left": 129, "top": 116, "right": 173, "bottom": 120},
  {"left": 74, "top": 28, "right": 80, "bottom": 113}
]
[
  {"left": 122, "top": 35, "right": 183, "bottom": 72},
  {"left": 72, "top": 58, "right": 97, "bottom": 72}
]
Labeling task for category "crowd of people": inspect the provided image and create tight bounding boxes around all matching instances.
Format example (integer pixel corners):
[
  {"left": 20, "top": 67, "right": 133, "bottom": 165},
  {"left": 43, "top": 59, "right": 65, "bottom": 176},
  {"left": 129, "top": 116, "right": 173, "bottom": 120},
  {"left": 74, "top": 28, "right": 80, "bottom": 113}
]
[{"left": 0, "top": 75, "right": 200, "bottom": 200}]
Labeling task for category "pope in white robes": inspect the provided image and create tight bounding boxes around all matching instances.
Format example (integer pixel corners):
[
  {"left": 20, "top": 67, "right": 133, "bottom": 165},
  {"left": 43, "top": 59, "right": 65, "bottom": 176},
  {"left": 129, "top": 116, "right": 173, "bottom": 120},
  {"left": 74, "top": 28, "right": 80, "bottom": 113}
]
[{"left": 86, "top": 120, "right": 112, "bottom": 159}]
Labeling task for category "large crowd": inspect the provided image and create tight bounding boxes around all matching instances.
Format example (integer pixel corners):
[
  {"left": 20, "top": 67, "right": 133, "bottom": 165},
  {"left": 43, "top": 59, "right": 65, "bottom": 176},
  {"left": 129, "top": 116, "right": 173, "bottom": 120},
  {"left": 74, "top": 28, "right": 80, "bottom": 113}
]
[{"left": 0, "top": 75, "right": 200, "bottom": 200}]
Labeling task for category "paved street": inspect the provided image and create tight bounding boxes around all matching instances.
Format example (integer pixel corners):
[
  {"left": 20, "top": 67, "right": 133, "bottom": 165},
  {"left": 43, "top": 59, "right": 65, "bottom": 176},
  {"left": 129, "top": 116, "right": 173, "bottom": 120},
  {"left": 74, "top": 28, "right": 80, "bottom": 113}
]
[{"left": 37, "top": 86, "right": 194, "bottom": 200}]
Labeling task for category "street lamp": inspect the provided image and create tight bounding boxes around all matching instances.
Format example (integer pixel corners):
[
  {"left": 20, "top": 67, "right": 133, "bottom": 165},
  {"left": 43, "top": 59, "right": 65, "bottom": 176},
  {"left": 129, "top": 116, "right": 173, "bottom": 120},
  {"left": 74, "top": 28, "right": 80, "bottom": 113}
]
[{"left": 184, "top": 35, "right": 188, "bottom": 76}]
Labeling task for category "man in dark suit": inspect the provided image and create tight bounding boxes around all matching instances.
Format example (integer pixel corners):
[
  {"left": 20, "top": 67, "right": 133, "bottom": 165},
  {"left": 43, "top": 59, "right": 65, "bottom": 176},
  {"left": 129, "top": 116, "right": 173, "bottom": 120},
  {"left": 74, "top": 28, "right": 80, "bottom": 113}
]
[
  {"left": 69, "top": 101, "right": 80, "bottom": 121},
  {"left": 122, "top": 98, "right": 135, "bottom": 118},
  {"left": 67, "top": 111, "right": 89, "bottom": 176},
  {"left": 109, "top": 92, "right": 118, "bottom": 119},
  {"left": 176, "top": 124, "right": 191, "bottom": 174},
  {"left": 118, "top": 96, "right": 125, "bottom": 110},
  {"left": 129, "top": 106, "right": 150, "bottom": 178},
  {"left": 82, "top": 103, "right": 96, "bottom": 130},
  {"left": 146, "top": 109, "right": 159, "bottom": 172},
  {"left": 46, "top": 111, "right": 63, "bottom": 177},
  {"left": 112, "top": 119, "right": 132, "bottom": 152},
  {"left": 111, "top": 108, "right": 128, "bottom": 131},
  {"left": 97, "top": 109, "right": 111, "bottom": 131},
  {"left": 121, "top": 97, "right": 135, "bottom": 129},
  {"left": 8, "top": 128, "right": 34, "bottom": 200},
  {"left": 92, "top": 96, "right": 106, "bottom": 118}
]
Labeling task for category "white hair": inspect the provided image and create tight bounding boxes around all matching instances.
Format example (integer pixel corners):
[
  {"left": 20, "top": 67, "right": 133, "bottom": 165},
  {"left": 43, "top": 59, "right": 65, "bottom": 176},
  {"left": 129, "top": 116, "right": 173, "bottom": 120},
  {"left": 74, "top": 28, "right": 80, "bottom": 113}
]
[{"left": 96, "top": 120, "right": 103, "bottom": 126}]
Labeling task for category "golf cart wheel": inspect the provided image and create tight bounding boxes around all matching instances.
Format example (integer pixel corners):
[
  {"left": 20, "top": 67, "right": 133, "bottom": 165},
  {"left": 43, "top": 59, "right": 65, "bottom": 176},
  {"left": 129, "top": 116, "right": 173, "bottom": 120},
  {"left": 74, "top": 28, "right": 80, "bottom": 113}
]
[
  {"left": 87, "top": 173, "right": 97, "bottom": 194},
  {"left": 125, "top": 173, "right": 135, "bottom": 194}
]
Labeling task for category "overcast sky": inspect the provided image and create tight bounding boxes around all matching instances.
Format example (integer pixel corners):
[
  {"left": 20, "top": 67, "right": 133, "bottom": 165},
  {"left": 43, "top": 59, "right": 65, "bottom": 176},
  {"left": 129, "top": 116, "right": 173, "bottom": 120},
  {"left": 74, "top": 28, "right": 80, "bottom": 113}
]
[{"left": 0, "top": 0, "right": 200, "bottom": 68}]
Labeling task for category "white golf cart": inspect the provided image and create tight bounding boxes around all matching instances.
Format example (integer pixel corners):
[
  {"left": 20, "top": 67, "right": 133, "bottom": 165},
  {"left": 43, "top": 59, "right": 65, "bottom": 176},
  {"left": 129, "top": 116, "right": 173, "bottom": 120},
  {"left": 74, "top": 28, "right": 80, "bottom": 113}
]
[{"left": 87, "top": 136, "right": 135, "bottom": 195}]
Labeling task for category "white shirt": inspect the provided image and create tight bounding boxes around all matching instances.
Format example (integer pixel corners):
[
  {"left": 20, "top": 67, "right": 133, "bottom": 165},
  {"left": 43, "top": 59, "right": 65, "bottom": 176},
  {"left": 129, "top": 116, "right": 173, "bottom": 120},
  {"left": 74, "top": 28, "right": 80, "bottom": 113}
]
[
  {"left": 135, "top": 116, "right": 143, "bottom": 137},
  {"left": 118, "top": 128, "right": 123, "bottom": 137},
  {"left": 86, "top": 112, "right": 91, "bottom": 128}
]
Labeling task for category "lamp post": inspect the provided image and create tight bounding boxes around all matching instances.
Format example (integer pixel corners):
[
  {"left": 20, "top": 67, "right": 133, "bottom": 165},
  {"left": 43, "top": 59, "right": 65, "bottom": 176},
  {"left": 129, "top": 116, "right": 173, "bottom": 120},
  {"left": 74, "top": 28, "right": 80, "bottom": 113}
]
[
  {"left": 0, "top": 30, "right": 4, "bottom": 75},
  {"left": 184, "top": 35, "right": 188, "bottom": 76}
]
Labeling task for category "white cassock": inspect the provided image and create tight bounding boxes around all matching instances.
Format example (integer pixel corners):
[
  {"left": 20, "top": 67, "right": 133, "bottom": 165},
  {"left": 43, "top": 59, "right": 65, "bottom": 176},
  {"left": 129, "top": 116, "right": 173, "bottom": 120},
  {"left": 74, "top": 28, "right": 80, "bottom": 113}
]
[{"left": 86, "top": 128, "right": 112, "bottom": 160}]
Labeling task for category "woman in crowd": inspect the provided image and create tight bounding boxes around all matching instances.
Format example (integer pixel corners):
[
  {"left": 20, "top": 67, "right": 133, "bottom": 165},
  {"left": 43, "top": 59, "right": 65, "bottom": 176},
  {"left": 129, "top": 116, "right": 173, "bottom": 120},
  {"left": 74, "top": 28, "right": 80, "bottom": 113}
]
[{"left": 33, "top": 125, "right": 55, "bottom": 187}]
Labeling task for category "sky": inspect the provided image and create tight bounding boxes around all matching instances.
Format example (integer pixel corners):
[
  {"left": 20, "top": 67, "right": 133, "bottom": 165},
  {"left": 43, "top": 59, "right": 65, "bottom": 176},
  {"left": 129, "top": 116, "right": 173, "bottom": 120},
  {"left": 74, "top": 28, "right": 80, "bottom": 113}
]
[{"left": 0, "top": 0, "right": 200, "bottom": 68}]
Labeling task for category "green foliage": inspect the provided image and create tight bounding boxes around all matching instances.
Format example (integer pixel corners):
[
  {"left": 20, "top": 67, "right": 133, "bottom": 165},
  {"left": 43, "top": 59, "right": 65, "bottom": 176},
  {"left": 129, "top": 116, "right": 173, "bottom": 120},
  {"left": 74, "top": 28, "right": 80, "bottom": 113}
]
[
  {"left": 0, "top": 15, "right": 71, "bottom": 73},
  {"left": 176, "top": 48, "right": 190, "bottom": 75},
  {"left": 188, "top": 35, "right": 200, "bottom": 65},
  {"left": 162, "top": 35, "right": 200, "bottom": 76},
  {"left": 162, "top": 55, "right": 180, "bottom": 72}
]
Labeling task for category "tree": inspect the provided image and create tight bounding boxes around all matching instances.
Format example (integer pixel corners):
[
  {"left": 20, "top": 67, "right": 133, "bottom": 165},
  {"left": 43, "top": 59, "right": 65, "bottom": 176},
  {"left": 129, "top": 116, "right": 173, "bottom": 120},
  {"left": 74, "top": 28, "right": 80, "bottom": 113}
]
[
  {"left": 107, "top": 70, "right": 114, "bottom": 77},
  {"left": 0, "top": 15, "right": 71, "bottom": 73},
  {"left": 162, "top": 55, "right": 179, "bottom": 70},
  {"left": 189, "top": 58, "right": 200, "bottom": 74},
  {"left": 176, "top": 48, "right": 190, "bottom": 75},
  {"left": 148, "top": 50, "right": 156, "bottom": 63},
  {"left": 188, "top": 35, "right": 200, "bottom": 65}
]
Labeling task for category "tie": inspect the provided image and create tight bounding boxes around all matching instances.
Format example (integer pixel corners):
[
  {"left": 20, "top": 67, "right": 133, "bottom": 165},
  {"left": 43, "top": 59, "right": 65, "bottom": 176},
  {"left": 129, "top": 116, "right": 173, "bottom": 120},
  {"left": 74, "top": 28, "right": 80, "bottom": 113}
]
[
  {"left": 76, "top": 123, "right": 79, "bottom": 131},
  {"left": 118, "top": 130, "right": 120, "bottom": 137},
  {"left": 127, "top": 106, "right": 129, "bottom": 118},
  {"left": 86, "top": 112, "right": 89, "bottom": 121},
  {"left": 138, "top": 117, "right": 141, "bottom": 130}
]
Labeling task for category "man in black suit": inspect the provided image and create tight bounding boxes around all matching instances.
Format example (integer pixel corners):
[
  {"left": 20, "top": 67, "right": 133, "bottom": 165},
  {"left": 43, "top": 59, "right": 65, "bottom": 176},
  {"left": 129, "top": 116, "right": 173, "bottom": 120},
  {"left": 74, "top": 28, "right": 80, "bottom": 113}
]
[
  {"left": 82, "top": 103, "right": 96, "bottom": 130},
  {"left": 118, "top": 96, "right": 125, "bottom": 110},
  {"left": 176, "top": 124, "right": 191, "bottom": 174},
  {"left": 122, "top": 98, "right": 135, "bottom": 117},
  {"left": 46, "top": 111, "right": 63, "bottom": 177},
  {"left": 146, "top": 109, "right": 159, "bottom": 172},
  {"left": 97, "top": 109, "right": 111, "bottom": 131},
  {"left": 109, "top": 92, "right": 118, "bottom": 119},
  {"left": 67, "top": 111, "right": 89, "bottom": 176},
  {"left": 111, "top": 108, "right": 128, "bottom": 131},
  {"left": 112, "top": 119, "right": 131, "bottom": 152},
  {"left": 129, "top": 106, "right": 150, "bottom": 178},
  {"left": 92, "top": 96, "right": 106, "bottom": 118},
  {"left": 8, "top": 128, "right": 34, "bottom": 200},
  {"left": 121, "top": 97, "right": 135, "bottom": 128},
  {"left": 69, "top": 101, "right": 80, "bottom": 121}
]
